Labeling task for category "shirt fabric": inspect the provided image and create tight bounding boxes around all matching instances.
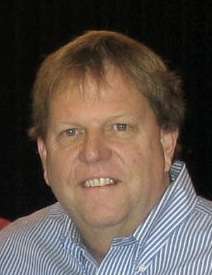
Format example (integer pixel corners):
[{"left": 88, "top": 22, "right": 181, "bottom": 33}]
[{"left": 0, "top": 161, "right": 212, "bottom": 274}]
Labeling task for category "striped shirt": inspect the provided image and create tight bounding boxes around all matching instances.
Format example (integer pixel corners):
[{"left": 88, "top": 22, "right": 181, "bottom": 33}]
[{"left": 0, "top": 161, "right": 212, "bottom": 274}]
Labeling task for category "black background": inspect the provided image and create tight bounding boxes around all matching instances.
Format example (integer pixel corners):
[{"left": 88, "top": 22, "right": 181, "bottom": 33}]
[{"left": 1, "top": 0, "right": 212, "bottom": 220}]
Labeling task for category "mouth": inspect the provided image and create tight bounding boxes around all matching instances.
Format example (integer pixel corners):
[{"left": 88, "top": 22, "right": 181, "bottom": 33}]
[{"left": 83, "top": 177, "right": 118, "bottom": 188}]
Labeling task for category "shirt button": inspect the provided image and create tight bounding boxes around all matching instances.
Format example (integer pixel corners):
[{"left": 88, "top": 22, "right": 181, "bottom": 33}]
[{"left": 138, "top": 264, "right": 146, "bottom": 272}]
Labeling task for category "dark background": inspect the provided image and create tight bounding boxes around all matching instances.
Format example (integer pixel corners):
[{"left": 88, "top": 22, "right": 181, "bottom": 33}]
[{"left": 1, "top": 1, "right": 212, "bottom": 221}]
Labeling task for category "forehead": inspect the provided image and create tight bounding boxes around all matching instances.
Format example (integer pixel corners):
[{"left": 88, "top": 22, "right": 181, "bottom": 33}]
[
  {"left": 48, "top": 67, "right": 155, "bottom": 123},
  {"left": 53, "top": 66, "right": 142, "bottom": 102}
]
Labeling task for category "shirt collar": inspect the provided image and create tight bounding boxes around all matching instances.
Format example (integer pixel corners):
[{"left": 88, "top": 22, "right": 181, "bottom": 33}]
[{"left": 133, "top": 160, "right": 198, "bottom": 266}]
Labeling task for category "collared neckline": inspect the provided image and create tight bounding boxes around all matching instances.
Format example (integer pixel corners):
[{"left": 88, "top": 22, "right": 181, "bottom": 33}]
[{"left": 133, "top": 160, "right": 198, "bottom": 269}]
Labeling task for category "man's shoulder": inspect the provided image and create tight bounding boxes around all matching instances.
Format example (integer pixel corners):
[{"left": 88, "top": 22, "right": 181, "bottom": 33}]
[
  {"left": 0, "top": 202, "right": 67, "bottom": 248},
  {"left": 0, "top": 203, "right": 74, "bottom": 274}
]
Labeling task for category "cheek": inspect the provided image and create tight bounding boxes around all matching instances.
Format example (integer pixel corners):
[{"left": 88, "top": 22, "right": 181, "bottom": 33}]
[
  {"left": 45, "top": 151, "right": 73, "bottom": 185},
  {"left": 113, "top": 140, "right": 147, "bottom": 168},
  {"left": 127, "top": 139, "right": 165, "bottom": 173},
  {"left": 45, "top": 155, "right": 77, "bottom": 204},
  {"left": 122, "top": 140, "right": 153, "bottom": 161}
]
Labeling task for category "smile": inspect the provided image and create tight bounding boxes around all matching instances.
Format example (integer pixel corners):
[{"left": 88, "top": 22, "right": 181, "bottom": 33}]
[{"left": 84, "top": 178, "right": 116, "bottom": 187}]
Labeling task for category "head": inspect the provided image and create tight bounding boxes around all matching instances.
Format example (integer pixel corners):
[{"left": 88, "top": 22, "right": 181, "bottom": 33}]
[
  {"left": 30, "top": 31, "right": 185, "bottom": 238},
  {"left": 30, "top": 30, "right": 184, "bottom": 140}
]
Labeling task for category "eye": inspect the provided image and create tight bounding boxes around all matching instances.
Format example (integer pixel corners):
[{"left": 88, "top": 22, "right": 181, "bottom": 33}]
[
  {"left": 63, "top": 127, "right": 85, "bottom": 138},
  {"left": 64, "top": 128, "right": 79, "bottom": 136},
  {"left": 57, "top": 127, "right": 85, "bottom": 146},
  {"left": 113, "top": 123, "right": 128, "bottom": 131}
]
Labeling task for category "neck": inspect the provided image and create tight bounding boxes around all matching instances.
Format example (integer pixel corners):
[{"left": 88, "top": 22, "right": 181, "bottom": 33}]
[
  {"left": 82, "top": 227, "right": 130, "bottom": 263},
  {"left": 82, "top": 232, "right": 112, "bottom": 263},
  {"left": 79, "top": 221, "right": 140, "bottom": 263}
]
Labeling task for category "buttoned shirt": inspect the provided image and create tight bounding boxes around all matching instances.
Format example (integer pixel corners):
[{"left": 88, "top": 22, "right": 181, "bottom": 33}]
[{"left": 0, "top": 161, "right": 212, "bottom": 274}]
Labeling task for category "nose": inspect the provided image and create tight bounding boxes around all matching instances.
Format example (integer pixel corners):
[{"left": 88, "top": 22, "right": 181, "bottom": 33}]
[{"left": 78, "top": 130, "right": 112, "bottom": 164}]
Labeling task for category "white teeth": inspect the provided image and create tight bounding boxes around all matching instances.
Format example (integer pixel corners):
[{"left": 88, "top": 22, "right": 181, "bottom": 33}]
[{"left": 84, "top": 178, "right": 115, "bottom": 187}]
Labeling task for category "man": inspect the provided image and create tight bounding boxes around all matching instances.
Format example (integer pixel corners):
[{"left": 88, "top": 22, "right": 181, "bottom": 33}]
[{"left": 0, "top": 31, "right": 211, "bottom": 274}]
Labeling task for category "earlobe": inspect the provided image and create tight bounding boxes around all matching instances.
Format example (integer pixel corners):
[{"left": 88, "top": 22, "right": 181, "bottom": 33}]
[
  {"left": 160, "top": 129, "right": 179, "bottom": 172},
  {"left": 37, "top": 138, "right": 49, "bottom": 185}
]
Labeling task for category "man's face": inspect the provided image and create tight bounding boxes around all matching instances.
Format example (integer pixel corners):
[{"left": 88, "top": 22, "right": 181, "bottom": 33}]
[{"left": 38, "top": 68, "right": 178, "bottom": 236}]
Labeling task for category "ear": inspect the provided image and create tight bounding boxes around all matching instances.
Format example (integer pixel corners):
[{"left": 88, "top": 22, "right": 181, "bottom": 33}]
[
  {"left": 160, "top": 129, "right": 179, "bottom": 172},
  {"left": 37, "top": 137, "right": 50, "bottom": 185}
]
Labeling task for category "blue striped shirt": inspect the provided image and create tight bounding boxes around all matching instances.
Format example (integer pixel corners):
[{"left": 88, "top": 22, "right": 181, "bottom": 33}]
[{"left": 0, "top": 161, "right": 212, "bottom": 274}]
